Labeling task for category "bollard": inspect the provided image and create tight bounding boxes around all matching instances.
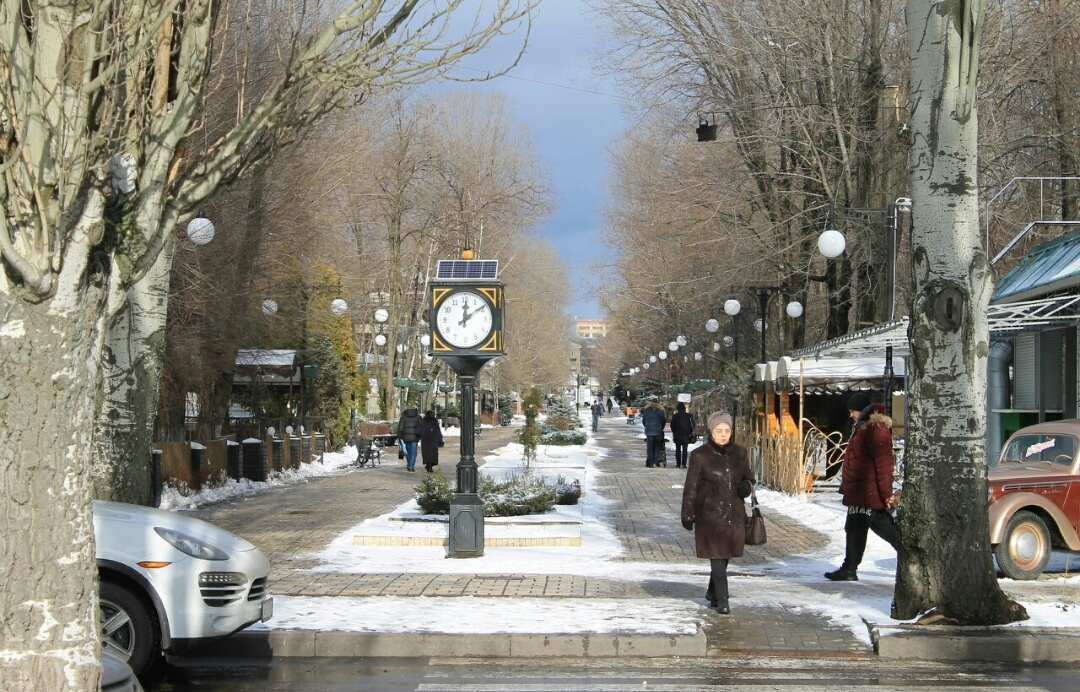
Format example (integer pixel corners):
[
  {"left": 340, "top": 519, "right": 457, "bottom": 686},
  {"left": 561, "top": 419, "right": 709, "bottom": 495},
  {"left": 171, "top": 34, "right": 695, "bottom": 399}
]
[
  {"left": 226, "top": 440, "right": 242, "bottom": 481},
  {"left": 150, "top": 449, "right": 163, "bottom": 508},
  {"left": 241, "top": 438, "right": 266, "bottom": 482},
  {"left": 189, "top": 442, "right": 206, "bottom": 490}
]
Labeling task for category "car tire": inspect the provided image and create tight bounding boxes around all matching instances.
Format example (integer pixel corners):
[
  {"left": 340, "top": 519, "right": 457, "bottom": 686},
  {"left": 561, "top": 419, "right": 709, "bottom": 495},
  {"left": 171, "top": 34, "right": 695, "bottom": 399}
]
[
  {"left": 994, "top": 510, "right": 1052, "bottom": 580},
  {"left": 100, "top": 579, "right": 161, "bottom": 678}
]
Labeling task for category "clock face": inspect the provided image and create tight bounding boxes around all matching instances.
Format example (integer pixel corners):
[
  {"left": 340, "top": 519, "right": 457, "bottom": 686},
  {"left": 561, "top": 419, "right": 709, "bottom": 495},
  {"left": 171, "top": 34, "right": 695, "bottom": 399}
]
[{"left": 436, "top": 291, "right": 494, "bottom": 349}]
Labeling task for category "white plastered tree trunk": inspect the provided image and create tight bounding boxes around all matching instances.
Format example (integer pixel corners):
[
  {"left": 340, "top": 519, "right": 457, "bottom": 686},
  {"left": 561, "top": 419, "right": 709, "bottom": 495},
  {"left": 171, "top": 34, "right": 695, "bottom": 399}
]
[{"left": 894, "top": 0, "right": 1025, "bottom": 624}]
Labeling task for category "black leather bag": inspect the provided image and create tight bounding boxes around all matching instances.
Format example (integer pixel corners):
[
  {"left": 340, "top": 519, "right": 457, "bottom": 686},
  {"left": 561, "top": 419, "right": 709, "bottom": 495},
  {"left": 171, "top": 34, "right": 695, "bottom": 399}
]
[{"left": 745, "top": 488, "right": 767, "bottom": 545}]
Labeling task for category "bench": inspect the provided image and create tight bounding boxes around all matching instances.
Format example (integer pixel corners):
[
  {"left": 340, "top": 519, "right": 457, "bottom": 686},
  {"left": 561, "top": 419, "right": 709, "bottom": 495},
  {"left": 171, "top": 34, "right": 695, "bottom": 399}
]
[{"left": 353, "top": 436, "right": 381, "bottom": 467}]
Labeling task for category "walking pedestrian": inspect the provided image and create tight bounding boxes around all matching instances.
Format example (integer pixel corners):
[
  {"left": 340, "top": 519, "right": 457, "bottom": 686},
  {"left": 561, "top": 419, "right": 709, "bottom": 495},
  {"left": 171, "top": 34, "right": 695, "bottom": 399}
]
[
  {"left": 641, "top": 400, "right": 667, "bottom": 467},
  {"left": 590, "top": 401, "right": 601, "bottom": 432},
  {"left": 420, "top": 410, "right": 444, "bottom": 473},
  {"left": 396, "top": 406, "right": 423, "bottom": 472},
  {"left": 606, "top": 397, "right": 614, "bottom": 412},
  {"left": 681, "top": 412, "right": 754, "bottom": 614},
  {"left": 669, "top": 402, "right": 694, "bottom": 468},
  {"left": 824, "top": 393, "right": 901, "bottom": 581}
]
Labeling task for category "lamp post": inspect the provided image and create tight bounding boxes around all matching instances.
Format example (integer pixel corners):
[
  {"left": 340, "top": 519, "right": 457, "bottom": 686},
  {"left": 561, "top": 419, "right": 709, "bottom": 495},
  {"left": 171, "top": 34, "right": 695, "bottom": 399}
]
[
  {"left": 723, "top": 288, "right": 802, "bottom": 430},
  {"left": 817, "top": 197, "right": 912, "bottom": 323}
]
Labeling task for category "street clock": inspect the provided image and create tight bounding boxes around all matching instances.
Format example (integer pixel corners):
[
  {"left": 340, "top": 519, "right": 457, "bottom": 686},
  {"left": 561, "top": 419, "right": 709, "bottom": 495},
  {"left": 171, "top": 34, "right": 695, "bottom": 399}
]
[{"left": 428, "top": 261, "right": 505, "bottom": 356}]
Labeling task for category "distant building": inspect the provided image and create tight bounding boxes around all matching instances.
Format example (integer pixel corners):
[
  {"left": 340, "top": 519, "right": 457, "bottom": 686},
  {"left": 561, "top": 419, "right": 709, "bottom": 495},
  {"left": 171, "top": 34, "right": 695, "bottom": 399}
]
[{"left": 575, "top": 319, "right": 609, "bottom": 339}]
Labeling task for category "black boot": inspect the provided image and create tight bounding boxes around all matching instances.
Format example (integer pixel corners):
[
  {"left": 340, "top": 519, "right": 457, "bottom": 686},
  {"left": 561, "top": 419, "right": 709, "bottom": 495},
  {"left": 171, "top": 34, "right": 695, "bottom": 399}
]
[
  {"left": 824, "top": 566, "right": 858, "bottom": 581},
  {"left": 715, "top": 598, "right": 730, "bottom": 614}
]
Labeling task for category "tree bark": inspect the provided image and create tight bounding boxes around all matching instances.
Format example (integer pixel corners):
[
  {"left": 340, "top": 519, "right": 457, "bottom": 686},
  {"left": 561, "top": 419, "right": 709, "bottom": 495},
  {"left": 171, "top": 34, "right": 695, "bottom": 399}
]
[
  {"left": 893, "top": 0, "right": 1025, "bottom": 624},
  {"left": 93, "top": 245, "right": 174, "bottom": 504},
  {"left": 0, "top": 290, "right": 104, "bottom": 688}
]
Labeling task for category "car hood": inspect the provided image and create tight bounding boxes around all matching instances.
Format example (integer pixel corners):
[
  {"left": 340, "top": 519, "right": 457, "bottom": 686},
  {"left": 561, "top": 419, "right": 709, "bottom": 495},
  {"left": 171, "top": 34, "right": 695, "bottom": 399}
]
[
  {"left": 988, "top": 463, "right": 1072, "bottom": 482},
  {"left": 94, "top": 500, "right": 259, "bottom": 554}
]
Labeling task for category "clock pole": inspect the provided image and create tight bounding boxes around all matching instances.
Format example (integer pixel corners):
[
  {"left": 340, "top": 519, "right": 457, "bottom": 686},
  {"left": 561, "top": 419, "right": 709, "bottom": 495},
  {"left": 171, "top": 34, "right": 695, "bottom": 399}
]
[
  {"left": 441, "top": 355, "right": 490, "bottom": 557},
  {"left": 427, "top": 260, "right": 506, "bottom": 559}
]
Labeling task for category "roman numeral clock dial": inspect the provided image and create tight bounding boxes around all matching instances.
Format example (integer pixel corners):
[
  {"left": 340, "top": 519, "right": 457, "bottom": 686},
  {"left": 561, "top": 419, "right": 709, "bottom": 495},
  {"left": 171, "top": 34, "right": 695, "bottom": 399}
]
[{"left": 435, "top": 291, "right": 493, "bottom": 349}]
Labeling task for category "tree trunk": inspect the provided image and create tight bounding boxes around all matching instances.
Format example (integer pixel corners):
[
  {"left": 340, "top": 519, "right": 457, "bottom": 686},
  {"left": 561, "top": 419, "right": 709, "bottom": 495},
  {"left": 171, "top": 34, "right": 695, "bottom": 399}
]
[
  {"left": 0, "top": 292, "right": 104, "bottom": 688},
  {"left": 93, "top": 244, "right": 174, "bottom": 505},
  {"left": 893, "top": 0, "right": 1025, "bottom": 624}
]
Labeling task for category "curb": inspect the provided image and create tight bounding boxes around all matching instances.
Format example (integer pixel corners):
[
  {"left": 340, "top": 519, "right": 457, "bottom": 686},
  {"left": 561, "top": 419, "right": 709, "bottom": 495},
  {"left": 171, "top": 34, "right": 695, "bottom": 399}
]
[
  {"left": 197, "top": 629, "right": 708, "bottom": 659},
  {"left": 873, "top": 625, "right": 1080, "bottom": 662}
]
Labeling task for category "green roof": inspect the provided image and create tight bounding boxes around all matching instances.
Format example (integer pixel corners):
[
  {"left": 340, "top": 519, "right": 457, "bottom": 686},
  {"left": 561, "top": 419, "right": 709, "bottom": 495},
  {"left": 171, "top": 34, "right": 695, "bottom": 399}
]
[{"left": 992, "top": 231, "right": 1080, "bottom": 303}]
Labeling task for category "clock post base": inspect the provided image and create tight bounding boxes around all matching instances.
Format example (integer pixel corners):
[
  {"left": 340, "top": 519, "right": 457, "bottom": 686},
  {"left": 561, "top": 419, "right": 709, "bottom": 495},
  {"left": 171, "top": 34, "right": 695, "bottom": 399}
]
[{"left": 448, "top": 493, "right": 485, "bottom": 558}]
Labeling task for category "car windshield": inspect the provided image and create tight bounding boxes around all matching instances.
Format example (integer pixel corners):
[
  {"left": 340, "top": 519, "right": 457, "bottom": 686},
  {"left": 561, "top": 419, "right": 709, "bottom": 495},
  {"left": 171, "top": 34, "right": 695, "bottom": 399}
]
[{"left": 1000, "top": 434, "right": 1077, "bottom": 466}]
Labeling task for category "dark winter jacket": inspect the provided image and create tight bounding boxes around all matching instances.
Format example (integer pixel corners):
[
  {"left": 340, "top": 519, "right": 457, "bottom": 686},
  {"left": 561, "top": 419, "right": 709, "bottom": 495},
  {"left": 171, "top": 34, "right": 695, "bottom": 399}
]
[
  {"left": 681, "top": 438, "right": 755, "bottom": 559},
  {"left": 838, "top": 403, "right": 894, "bottom": 509},
  {"left": 670, "top": 409, "right": 694, "bottom": 444},
  {"left": 641, "top": 402, "right": 667, "bottom": 436},
  {"left": 420, "top": 413, "right": 444, "bottom": 466},
  {"left": 397, "top": 408, "right": 423, "bottom": 443}
]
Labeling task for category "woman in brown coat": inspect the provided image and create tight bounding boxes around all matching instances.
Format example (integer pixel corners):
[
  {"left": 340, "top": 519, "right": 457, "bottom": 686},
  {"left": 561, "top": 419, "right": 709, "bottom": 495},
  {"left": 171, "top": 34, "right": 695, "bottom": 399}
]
[{"left": 681, "top": 412, "right": 755, "bottom": 614}]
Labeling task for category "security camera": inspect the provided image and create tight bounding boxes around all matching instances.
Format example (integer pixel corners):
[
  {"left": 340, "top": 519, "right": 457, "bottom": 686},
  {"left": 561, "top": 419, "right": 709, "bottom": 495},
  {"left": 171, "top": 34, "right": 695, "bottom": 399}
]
[{"left": 894, "top": 197, "right": 913, "bottom": 213}]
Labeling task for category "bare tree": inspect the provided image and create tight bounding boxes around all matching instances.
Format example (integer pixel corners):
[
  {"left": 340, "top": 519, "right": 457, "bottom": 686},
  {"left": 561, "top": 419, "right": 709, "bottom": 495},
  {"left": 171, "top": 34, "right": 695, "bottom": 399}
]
[
  {"left": 0, "top": 0, "right": 534, "bottom": 684},
  {"left": 893, "top": 0, "right": 1025, "bottom": 625}
]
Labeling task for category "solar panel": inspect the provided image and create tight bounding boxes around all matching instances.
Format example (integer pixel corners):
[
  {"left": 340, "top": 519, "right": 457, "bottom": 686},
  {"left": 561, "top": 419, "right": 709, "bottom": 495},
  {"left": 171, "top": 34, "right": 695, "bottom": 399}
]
[{"left": 435, "top": 260, "right": 499, "bottom": 279}]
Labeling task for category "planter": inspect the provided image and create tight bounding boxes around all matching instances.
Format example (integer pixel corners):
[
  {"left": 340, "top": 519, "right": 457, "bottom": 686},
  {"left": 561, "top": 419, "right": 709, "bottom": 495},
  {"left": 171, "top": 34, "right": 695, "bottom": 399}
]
[
  {"left": 393, "top": 377, "right": 413, "bottom": 388},
  {"left": 411, "top": 383, "right": 431, "bottom": 392},
  {"left": 438, "top": 384, "right": 455, "bottom": 394}
]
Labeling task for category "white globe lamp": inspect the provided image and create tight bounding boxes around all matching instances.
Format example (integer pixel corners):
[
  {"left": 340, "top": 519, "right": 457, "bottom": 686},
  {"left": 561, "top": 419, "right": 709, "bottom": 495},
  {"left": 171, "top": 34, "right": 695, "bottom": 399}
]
[
  {"left": 724, "top": 299, "right": 741, "bottom": 317},
  {"left": 786, "top": 301, "right": 804, "bottom": 318},
  {"left": 261, "top": 299, "right": 278, "bottom": 316},
  {"left": 818, "top": 228, "right": 846, "bottom": 258},
  {"left": 186, "top": 215, "right": 215, "bottom": 245},
  {"left": 330, "top": 298, "right": 348, "bottom": 315},
  {"left": 705, "top": 318, "right": 720, "bottom": 333}
]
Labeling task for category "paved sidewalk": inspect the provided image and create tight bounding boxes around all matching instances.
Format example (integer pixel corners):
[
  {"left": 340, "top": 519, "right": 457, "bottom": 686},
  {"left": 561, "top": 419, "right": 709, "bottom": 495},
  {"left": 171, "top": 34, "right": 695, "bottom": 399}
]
[
  {"left": 186, "top": 414, "right": 874, "bottom": 659},
  {"left": 183, "top": 413, "right": 1079, "bottom": 662}
]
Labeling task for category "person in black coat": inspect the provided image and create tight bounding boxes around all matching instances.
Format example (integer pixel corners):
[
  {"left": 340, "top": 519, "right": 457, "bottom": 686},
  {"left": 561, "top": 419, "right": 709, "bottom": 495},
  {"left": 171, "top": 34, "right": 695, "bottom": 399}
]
[
  {"left": 420, "top": 410, "right": 444, "bottom": 473},
  {"left": 397, "top": 407, "right": 423, "bottom": 472},
  {"left": 669, "top": 402, "right": 694, "bottom": 468}
]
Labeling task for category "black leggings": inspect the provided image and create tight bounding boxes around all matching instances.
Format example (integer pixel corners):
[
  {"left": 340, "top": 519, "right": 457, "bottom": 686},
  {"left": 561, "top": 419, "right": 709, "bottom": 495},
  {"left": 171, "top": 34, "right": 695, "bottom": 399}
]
[{"left": 674, "top": 441, "right": 688, "bottom": 466}]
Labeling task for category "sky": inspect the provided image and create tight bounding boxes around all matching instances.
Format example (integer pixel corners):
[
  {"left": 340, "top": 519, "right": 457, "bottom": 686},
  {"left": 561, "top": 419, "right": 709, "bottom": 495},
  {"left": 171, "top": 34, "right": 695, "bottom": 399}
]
[
  {"left": 164, "top": 413, "right": 1079, "bottom": 641},
  {"left": 442, "top": 0, "right": 629, "bottom": 320}
]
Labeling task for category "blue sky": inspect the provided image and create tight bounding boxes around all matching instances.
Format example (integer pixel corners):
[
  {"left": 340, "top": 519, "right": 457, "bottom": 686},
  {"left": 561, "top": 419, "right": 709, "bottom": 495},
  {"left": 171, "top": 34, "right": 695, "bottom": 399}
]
[{"left": 449, "top": 0, "right": 628, "bottom": 319}]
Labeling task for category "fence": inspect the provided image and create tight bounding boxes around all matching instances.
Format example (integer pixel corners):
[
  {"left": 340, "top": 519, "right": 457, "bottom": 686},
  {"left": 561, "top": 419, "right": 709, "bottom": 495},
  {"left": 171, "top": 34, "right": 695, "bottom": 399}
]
[
  {"left": 751, "top": 422, "right": 848, "bottom": 495},
  {"left": 152, "top": 431, "right": 325, "bottom": 497}
]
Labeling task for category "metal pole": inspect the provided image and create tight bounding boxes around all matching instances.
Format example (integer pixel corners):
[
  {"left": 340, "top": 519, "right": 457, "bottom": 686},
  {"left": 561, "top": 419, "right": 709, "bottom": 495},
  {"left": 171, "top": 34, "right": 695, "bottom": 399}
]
[
  {"left": 886, "top": 204, "right": 897, "bottom": 322},
  {"left": 883, "top": 345, "right": 895, "bottom": 417}
]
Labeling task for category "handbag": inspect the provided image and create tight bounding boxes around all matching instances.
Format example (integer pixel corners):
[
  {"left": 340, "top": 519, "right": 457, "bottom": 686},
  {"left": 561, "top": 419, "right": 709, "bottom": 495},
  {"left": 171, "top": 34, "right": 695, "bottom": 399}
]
[
  {"left": 688, "top": 432, "right": 698, "bottom": 443},
  {"left": 745, "top": 487, "right": 767, "bottom": 545}
]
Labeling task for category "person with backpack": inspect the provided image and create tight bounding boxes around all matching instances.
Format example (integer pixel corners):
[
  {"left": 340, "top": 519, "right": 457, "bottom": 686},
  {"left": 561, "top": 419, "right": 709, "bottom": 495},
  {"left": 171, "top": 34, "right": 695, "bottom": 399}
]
[
  {"left": 396, "top": 406, "right": 423, "bottom": 472},
  {"left": 590, "top": 401, "right": 602, "bottom": 432}
]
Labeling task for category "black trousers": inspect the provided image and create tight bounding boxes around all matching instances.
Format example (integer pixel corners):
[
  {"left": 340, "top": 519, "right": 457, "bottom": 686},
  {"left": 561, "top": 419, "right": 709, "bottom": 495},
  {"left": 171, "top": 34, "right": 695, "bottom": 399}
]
[
  {"left": 673, "top": 441, "right": 688, "bottom": 467},
  {"left": 705, "top": 558, "right": 729, "bottom": 603},
  {"left": 843, "top": 508, "right": 901, "bottom": 570}
]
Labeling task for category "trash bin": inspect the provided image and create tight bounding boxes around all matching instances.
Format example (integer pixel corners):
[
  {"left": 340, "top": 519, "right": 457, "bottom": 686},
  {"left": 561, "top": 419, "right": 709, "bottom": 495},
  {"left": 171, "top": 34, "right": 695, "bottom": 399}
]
[
  {"left": 270, "top": 437, "right": 283, "bottom": 473},
  {"left": 150, "top": 449, "right": 163, "bottom": 508},
  {"left": 189, "top": 442, "right": 206, "bottom": 488},
  {"left": 226, "top": 440, "right": 242, "bottom": 481},
  {"left": 301, "top": 435, "right": 311, "bottom": 464},
  {"left": 314, "top": 433, "right": 326, "bottom": 461},
  {"left": 288, "top": 435, "right": 301, "bottom": 469},
  {"left": 241, "top": 438, "right": 266, "bottom": 482}
]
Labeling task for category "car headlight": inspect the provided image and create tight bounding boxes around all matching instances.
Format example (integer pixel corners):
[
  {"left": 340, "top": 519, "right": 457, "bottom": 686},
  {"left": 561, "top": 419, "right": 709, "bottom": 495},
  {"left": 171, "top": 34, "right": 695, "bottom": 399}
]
[{"left": 155, "top": 527, "right": 229, "bottom": 560}]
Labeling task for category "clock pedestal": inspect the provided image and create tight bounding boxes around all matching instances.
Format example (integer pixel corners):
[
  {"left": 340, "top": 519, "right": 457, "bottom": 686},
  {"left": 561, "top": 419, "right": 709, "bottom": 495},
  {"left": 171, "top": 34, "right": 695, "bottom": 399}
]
[{"left": 442, "top": 356, "right": 493, "bottom": 558}]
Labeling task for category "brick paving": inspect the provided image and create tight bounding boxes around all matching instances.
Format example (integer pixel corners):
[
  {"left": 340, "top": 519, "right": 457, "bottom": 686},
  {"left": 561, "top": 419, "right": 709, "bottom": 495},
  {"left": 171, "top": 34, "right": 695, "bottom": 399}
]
[{"left": 185, "top": 414, "right": 871, "bottom": 656}]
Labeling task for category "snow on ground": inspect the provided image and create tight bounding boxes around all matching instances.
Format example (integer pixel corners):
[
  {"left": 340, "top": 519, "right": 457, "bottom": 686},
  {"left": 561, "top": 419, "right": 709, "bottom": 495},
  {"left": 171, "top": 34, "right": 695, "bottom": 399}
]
[{"left": 163, "top": 416, "right": 1080, "bottom": 641}]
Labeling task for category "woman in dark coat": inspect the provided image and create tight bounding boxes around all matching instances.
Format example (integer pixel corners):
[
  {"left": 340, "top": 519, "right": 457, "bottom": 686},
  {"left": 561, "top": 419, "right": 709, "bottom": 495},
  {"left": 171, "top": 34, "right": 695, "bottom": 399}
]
[
  {"left": 681, "top": 411, "right": 754, "bottom": 614},
  {"left": 419, "top": 410, "right": 444, "bottom": 473},
  {"left": 669, "top": 402, "right": 694, "bottom": 468}
]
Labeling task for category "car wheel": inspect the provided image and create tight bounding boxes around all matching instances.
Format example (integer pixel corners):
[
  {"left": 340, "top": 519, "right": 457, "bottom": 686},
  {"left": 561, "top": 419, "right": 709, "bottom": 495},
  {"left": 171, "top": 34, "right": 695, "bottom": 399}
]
[
  {"left": 100, "top": 580, "right": 161, "bottom": 677},
  {"left": 994, "top": 510, "right": 1052, "bottom": 580}
]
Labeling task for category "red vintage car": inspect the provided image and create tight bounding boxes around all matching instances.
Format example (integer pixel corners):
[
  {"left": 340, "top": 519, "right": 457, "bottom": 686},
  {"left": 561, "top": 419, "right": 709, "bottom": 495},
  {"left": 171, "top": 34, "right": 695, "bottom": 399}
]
[{"left": 988, "top": 420, "right": 1080, "bottom": 580}]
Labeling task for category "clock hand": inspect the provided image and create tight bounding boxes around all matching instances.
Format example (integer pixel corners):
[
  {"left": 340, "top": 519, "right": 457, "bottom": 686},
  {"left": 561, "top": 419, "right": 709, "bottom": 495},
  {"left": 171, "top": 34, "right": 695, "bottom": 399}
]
[{"left": 459, "top": 304, "right": 473, "bottom": 327}]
